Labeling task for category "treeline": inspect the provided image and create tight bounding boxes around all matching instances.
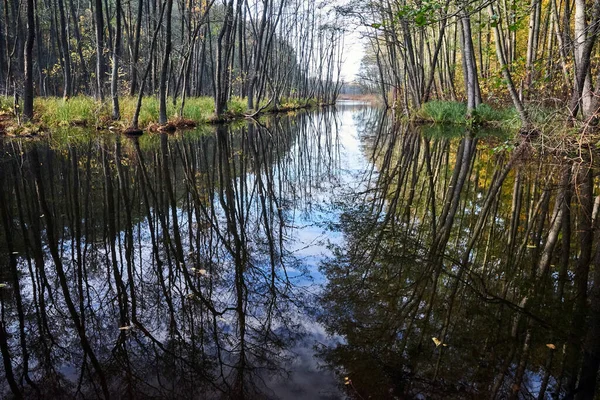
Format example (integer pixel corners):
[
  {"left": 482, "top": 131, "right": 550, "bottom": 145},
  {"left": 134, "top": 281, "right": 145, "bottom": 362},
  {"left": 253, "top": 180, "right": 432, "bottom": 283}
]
[
  {"left": 347, "top": 0, "right": 600, "bottom": 128},
  {"left": 3, "top": 0, "right": 344, "bottom": 124}
]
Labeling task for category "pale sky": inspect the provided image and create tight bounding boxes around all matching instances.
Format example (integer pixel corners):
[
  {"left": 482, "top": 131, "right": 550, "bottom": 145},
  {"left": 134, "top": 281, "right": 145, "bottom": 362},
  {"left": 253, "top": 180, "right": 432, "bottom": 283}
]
[
  {"left": 341, "top": 31, "right": 364, "bottom": 81},
  {"left": 330, "top": 0, "right": 365, "bottom": 82}
]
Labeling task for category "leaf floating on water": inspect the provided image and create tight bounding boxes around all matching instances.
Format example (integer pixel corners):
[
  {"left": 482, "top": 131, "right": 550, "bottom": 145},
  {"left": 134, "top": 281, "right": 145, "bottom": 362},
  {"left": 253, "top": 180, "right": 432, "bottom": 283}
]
[
  {"left": 526, "top": 244, "right": 536, "bottom": 249},
  {"left": 432, "top": 337, "right": 442, "bottom": 347},
  {"left": 0, "top": 283, "right": 8, "bottom": 288},
  {"left": 118, "top": 325, "right": 132, "bottom": 331},
  {"left": 546, "top": 343, "right": 556, "bottom": 350},
  {"left": 344, "top": 377, "right": 349, "bottom": 381},
  {"left": 11, "top": 252, "right": 18, "bottom": 255},
  {"left": 344, "top": 381, "right": 351, "bottom": 385},
  {"left": 191, "top": 268, "right": 207, "bottom": 275}
]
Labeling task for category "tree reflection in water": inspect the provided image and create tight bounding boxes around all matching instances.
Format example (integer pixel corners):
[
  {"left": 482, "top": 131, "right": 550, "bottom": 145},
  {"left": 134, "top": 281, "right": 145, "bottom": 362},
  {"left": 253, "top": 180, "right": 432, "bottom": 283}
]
[
  {"left": 319, "top": 110, "right": 600, "bottom": 399},
  {"left": 1, "top": 106, "right": 600, "bottom": 399},
  {"left": 0, "top": 110, "right": 342, "bottom": 399}
]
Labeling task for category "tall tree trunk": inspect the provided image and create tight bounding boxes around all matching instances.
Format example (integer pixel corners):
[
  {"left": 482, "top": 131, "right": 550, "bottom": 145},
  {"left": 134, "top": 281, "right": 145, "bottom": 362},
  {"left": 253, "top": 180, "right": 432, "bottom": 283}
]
[
  {"left": 489, "top": 2, "right": 530, "bottom": 129},
  {"left": 131, "top": 0, "right": 166, "bottom": 130},
  {"left": 573, "top": 0, "right": 594, "bottom": 117},
  {"left": 23, "top": 0, "right": 34, "bottom": 121},
  {"left": 95, "top": 0, "right": 105, "bottom": 100},
  {"left": 129, "top": 0, "right": 143, "bottom": 96},
  {"left": 111, "top": 0, "right": 121, "bottom": 119},
  {"left": 158, "top": 0, "right": 172, "bottom": 124},
  {"left": 460, "top": 9, "right": 481, "bottom": 116},
  {"left": 57, "top": 0, "right": 71, "bottom": 98},
  {"left": 215, "top": 0, "right": 235, "bottom": 116}
]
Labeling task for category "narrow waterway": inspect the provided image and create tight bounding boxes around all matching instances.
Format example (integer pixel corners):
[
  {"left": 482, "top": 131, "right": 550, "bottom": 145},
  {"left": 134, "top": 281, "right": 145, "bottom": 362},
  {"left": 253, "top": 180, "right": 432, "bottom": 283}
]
[{"left": 0, "top": 104, "right": 599, "bottom": 399}]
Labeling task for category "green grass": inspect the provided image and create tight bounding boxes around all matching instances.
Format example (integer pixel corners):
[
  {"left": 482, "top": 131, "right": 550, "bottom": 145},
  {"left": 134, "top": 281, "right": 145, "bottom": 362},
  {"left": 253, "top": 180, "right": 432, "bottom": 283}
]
[
  {"left": 419, "top": 101, "right": 468, "bottom": 124},
  {"left": 35, "top": 96, "right": 103, "bottom": 126},
  {"left": 0, "top": 95, "right": 318, "bottom": 129},
  {"left": 417, "top": 100, "right": 519, "bottom": 127}
]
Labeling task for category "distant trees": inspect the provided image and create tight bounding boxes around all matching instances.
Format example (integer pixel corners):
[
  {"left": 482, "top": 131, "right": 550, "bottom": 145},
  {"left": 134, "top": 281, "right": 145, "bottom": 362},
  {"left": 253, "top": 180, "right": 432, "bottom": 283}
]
[{"left": 4, "top": 0, "right": 345, "bottom": 122}]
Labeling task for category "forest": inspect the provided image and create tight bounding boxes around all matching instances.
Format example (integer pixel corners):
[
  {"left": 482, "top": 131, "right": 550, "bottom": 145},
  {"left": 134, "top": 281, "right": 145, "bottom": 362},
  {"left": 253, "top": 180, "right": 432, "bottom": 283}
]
[
  {"left": 2, "top": 0, "right": 600, "bottom": 399},
  {"left": 350, "top": 0, "right": 600, "bottom": 132},
  {"left": 0, "top": 0, "right": 344, "bottom": 132},
  {"left": 0, "top": 0, "right": 598, "bottom": 133}
]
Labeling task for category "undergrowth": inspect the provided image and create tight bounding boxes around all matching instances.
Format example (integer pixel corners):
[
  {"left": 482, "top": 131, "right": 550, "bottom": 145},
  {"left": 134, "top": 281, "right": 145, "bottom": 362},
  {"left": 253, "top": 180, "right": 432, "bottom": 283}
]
[
  {"left": 417, "top": 100, "right": 519, "bottom": 127},
  {"left": 0, "top": 95, "right": 319, "bottom": 130}
]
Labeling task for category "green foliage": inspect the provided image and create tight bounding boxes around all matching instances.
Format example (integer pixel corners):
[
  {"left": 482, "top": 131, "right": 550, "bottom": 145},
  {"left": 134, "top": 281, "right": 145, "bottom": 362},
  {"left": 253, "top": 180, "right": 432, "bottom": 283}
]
[
  {"left": 226, "top": 96, "right": 247, "bottom": 115},
  {"left": 35, "top": 96, "right": 101, "bottom": 126},
  {"left": 0, "top": 96, "right": 14, "bottom": 112},
  {"left": 419, "top": 100, "right": 467, "bottom": 124},
  {"left": 396, "top": 0, "right": 443, "bottom": 27},
  {"left": 472, "top": 103, "right": 518, "bottom": 126},
  {"left": 182, "top": 97, "right": 215, "bottom": 121},
  {"left": 3, "top": 95, "right": 318, "bottom": 130},
  {"left": 418, "top": 101, "right": 519, "bottom": 128}
]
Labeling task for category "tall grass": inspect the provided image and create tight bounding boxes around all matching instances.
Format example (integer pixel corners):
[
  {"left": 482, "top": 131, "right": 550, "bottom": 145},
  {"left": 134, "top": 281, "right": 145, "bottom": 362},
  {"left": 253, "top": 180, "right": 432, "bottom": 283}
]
[
  {"left": 26, "top": 96, "right": 219, "bottom": 127},
  {"left": 0, "top": 95, "right": 322, "bottom": 129},
  {"left": 35, "top": 96, "right": 102, "bottom": 126},
  {"left": 419, "top": 101, "right": 468, "bottom": 124},
  {"left": 417, "top": 100, "right": 519, "bottom": 127}
]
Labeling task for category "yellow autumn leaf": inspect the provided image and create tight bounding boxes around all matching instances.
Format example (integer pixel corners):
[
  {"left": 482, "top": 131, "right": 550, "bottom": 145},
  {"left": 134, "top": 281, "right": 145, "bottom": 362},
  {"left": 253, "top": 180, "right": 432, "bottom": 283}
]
[
  {"left": 118, "top": 325, "right": 132, "bottom": 331},
  {"left": 191, "top": 268, "right": 207, "bottom": 275},
  {"left": 432, "top": 337, "right": 442, "bottom": 347},
  {"left": 546, "top": 344, "right": 556, "bottom": 350}
]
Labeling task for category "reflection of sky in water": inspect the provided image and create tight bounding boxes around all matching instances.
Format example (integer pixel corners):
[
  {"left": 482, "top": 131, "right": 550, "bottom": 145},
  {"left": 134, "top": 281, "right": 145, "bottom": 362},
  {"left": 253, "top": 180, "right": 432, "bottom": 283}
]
[
  {"left": 288, "top": 108, "right": 374, "bottom": 284},
  {"left": 266, "top": 107, "right": 373, "bottom": 399},
  {"left": 4, "top": 106, "right": 375, "bottom": 399}
]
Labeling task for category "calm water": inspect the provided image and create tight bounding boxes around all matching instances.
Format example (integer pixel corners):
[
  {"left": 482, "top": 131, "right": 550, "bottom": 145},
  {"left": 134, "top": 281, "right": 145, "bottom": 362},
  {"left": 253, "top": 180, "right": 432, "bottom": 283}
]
[{"left": 0, "top": 105, "right": 599, "bottom": 399}]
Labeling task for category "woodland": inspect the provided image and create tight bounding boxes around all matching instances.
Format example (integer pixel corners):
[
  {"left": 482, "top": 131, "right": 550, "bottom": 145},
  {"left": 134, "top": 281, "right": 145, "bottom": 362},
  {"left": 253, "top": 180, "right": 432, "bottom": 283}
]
[
  {"left": 350, "top": 0, "right": 600, "bottom": 133},
  {"left": 1, "top": 0, "right": 599, "bottom": 133},
  {"left": 0, "top": 0, "right": 344, "bottom": 132},
  {"left": 2, "top": 0, "right": 600, "bottom": 398}
]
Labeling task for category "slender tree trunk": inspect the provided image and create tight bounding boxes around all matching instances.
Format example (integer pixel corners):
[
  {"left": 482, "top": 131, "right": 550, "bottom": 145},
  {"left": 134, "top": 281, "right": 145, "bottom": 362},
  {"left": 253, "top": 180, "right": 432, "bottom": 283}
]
[
  {"left": 158, "top": 0, "right": 172, "bottom": 124},
  {"left": 57, "top": 0, "right": 71, "bottom": 98},
  {"left": 111, "top": 0, "right": 121, "bottom": 119},
  {"left": 129, "top": 0, "right": 143, "bottom": 96},
  {"left": 131, "top": 0, "right": 166, "bottom": 130},
  {"left": 95, "top": 0, "right": 105, "bottom": 100},
  {"left": 23, "top": 0, "right": 34, "bottom": 121},
  {"left": 489, "top": 3, "right": 530, "bottom": 129}
]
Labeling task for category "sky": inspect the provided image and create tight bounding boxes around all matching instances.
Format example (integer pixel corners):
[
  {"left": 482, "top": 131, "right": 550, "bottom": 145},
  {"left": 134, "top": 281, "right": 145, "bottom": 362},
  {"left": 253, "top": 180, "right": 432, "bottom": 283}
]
[
  {"left": 341, "top": 32, "right": 365, "bottom": 82},
  {"left": 330, "top": 0, "right": 365, "bottom": 82}
]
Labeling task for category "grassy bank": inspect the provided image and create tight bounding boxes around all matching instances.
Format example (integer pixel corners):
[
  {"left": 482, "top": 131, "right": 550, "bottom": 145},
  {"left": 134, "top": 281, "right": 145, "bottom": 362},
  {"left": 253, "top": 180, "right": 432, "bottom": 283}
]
[
  {"left": 413, "top": 100, "right": 564, "bottom": 130},
  {"left": 414, "top": 100, "right": 519, "bottom": 127},
  {"left": 0, "top": 95, "right": 320, "bottom": 135}
]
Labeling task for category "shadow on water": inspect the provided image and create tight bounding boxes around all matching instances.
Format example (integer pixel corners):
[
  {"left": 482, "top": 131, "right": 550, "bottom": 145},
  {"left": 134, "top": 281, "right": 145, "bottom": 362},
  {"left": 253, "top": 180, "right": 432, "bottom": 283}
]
[
  {"left": 319, "top": 108, "right": 600, "bottom": 399},
  {"left": 0, "top": 105, "right": 599, "bottom": 399}
]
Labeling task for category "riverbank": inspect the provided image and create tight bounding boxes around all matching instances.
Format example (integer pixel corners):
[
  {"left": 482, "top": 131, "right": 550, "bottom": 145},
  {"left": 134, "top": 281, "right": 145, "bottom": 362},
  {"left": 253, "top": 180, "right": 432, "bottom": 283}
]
[{"left": 0, "top": 95, "right": 324, "bottom": 136}]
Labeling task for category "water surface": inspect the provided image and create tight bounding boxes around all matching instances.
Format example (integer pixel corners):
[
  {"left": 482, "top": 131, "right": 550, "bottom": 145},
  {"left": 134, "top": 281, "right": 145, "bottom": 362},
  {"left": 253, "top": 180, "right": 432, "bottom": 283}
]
[{"left": 0, "top": 105, "right": 599, "bottom": 399}]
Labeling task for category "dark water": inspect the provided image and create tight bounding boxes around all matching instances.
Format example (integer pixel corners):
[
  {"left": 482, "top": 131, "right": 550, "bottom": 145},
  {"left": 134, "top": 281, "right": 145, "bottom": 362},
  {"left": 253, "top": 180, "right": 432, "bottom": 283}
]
[{"left": 0, "top": 105, "right": 599, "bottom": 399}]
